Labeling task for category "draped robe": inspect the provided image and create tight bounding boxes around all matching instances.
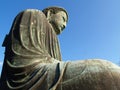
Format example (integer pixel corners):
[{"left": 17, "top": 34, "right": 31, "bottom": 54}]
[
  {"left": 1, "top": 9, "right": 120, "bottom": 90},
  {"left": 0, "top": 9, "right": 67, "bottom": 90}
]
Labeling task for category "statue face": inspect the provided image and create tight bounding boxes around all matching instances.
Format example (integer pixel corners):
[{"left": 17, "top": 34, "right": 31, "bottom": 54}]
[{"left": 49, "top": 11, "right": 67, "bottom": 35}]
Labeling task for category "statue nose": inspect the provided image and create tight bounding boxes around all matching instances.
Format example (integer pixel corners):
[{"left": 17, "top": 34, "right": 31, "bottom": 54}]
[{"left": 63, "top": 22, "right": 66, "bottom": 27}]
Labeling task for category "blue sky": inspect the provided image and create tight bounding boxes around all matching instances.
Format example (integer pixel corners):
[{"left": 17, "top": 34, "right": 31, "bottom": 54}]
[{"left": 0, "top": 0, "right": 120, "bottom": 73}]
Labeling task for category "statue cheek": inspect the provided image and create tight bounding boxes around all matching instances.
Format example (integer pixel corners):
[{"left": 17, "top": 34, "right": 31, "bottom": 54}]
[{"left": 55, "top": 19, "right": 60, "bottom": 26}]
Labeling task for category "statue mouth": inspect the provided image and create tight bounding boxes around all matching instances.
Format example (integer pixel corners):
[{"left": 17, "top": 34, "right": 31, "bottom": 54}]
[{"left": 61, "top": 25, "right": 65, "bottom": 30}]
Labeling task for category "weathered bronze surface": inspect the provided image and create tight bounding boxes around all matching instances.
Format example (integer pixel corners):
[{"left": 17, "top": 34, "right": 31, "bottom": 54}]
[{"left": 0, "top": 6, "right": 120, "bottom": 90}]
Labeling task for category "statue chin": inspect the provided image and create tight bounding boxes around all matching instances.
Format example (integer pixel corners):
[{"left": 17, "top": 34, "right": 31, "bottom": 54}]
[
  {"left": 54, "top": 27, "right": 62, "bottom": 35},
  {"left": 50, "top": 22, "right": 62, "bottom": 35}
]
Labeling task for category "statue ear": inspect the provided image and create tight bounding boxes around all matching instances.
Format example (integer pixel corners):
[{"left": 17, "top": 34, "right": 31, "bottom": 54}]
[{"left": 46, "top": 10, "right": 52, "bottom": 20}]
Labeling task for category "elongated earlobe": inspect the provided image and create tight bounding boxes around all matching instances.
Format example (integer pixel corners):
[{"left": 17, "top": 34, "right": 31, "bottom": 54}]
[{"left": 46, "top": 10, "right": 51, "bottom": 21}]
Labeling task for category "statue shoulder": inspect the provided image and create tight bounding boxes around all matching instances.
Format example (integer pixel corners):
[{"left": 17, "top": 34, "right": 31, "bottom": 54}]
[
  {"left": 26, "top": 9, "right": 42, "bottom": 12},
  {"left": 15, "top": 9, "right": 46, "bottom": 22},
  {"left": 21, "top": 9, "right": 43, "bottom": 14},
  {"left": 16, "top": 9, "right": 44, "bottom": 17}
]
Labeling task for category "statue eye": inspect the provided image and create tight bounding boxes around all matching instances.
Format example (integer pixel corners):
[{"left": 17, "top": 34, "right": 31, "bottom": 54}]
[{"left": 62, "top": 17, "right": 66, "bottom": 22}]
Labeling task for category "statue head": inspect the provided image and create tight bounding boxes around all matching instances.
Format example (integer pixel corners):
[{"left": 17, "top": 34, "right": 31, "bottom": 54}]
[{"left": 42, "top": 6, "right": 68, "bottom": 35}]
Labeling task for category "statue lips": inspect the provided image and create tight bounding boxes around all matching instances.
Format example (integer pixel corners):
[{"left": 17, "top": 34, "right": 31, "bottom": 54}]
[
  {"left": 59, "top": 24, "right": 65, "bottom": 32},
  {"left": 62, "top": 24, "right": 65, "bottom": 30}
]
